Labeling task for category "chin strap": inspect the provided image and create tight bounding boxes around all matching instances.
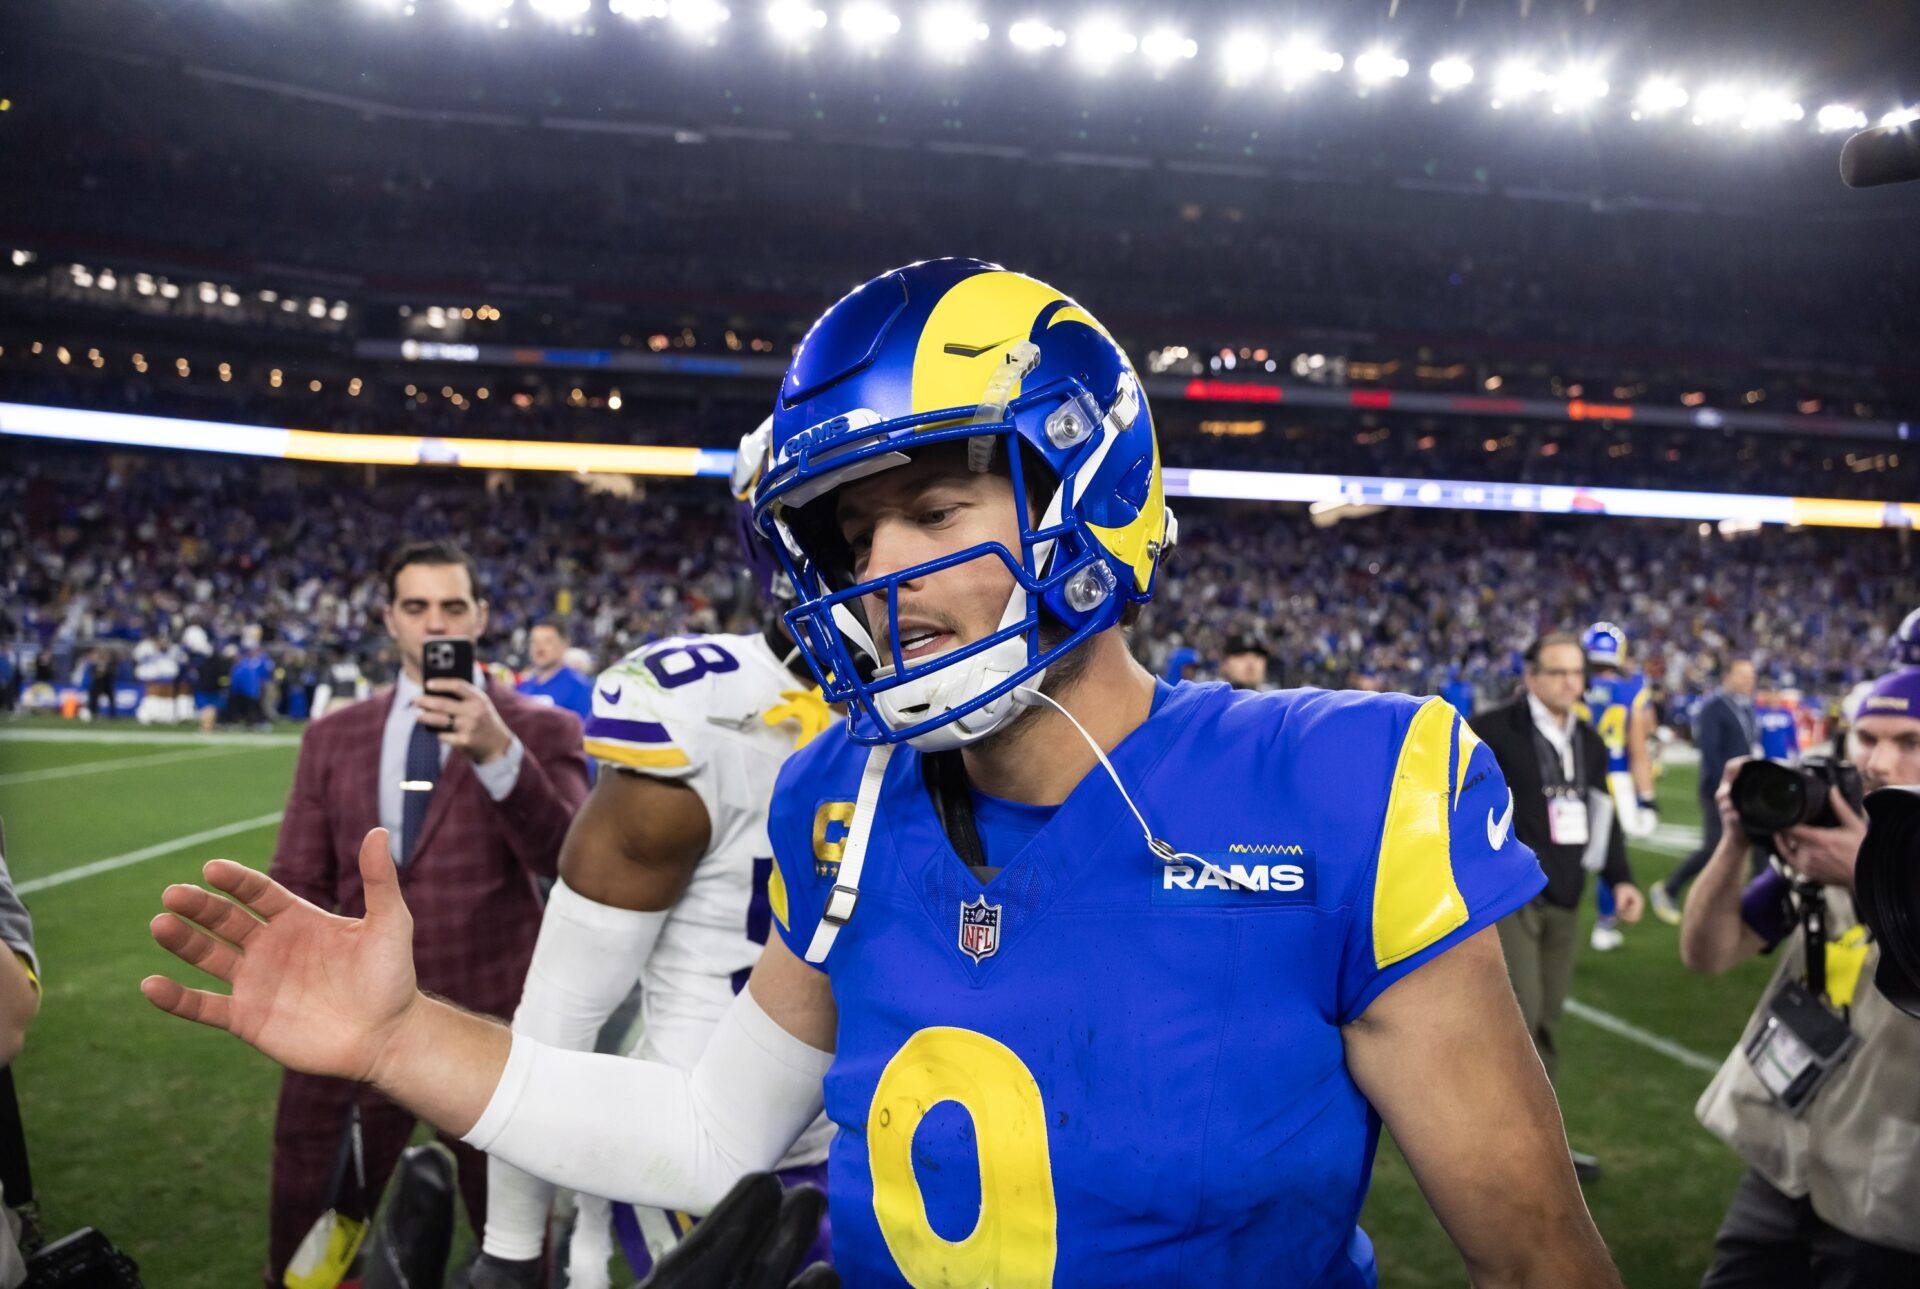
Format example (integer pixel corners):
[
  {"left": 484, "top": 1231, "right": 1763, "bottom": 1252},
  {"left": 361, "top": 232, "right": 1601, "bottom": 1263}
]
[
  {"left": 1015, "top": 685, "right": 1255, "bottom": 891},
  {"left": 802, "top": 683, "right": 1253, "bottom": 966},
  {"left": 804, "top": 741, "right": 896, "bottom": 964}
]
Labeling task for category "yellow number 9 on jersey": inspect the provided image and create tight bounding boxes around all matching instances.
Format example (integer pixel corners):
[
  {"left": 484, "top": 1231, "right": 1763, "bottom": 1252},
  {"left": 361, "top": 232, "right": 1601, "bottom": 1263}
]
[{"left": 867, "top": 1026, "right": 1058, "bottom": 1287}]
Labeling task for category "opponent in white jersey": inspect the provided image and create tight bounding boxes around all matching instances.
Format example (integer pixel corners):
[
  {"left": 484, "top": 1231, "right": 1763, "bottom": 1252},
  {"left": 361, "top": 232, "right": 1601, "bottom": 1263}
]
[{"left": 474, "top": 427, "right": 836, "bottom": 1289}]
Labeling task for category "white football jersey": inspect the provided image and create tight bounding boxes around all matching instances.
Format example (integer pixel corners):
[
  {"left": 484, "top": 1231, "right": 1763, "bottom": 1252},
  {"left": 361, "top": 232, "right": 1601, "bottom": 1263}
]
[{"left": 581, "top": 629, "right": 836, "bottom": 1168}]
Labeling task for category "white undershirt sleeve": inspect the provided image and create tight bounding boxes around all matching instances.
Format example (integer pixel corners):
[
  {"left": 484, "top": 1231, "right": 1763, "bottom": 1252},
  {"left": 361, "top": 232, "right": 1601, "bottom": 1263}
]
[
  {"left": 482, "top": 879, "right": 670, "bottom": 1259},
  {"left": 467, "top": 985, "right": 832, "bottom": 1218}
]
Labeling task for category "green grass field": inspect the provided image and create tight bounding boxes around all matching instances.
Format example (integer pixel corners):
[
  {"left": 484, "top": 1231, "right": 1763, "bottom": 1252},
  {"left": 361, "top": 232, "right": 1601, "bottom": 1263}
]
[{"left": 0, "top": 719, "right": 1775, "bottom": 1287}]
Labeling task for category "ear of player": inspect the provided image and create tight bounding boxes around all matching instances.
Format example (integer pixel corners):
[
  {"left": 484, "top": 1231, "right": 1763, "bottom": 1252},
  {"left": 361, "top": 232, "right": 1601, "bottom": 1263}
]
[{"left": 752, "top": 258, "right": 1177, "bottom": 750}]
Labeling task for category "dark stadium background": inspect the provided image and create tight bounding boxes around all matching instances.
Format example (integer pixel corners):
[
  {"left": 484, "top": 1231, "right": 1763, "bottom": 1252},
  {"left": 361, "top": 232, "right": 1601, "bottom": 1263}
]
[{"left": 2, "top": 0, "right": 1918, "bottom": 1284}]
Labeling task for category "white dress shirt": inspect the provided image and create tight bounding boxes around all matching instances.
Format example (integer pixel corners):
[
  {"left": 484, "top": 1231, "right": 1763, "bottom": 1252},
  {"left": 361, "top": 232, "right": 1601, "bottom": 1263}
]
[
  {"left": 379, "top": 670, "right": 524, "bottom": 849},
  {"left": 1526, "top": 690, "right": 1577, "bottom": 782}
]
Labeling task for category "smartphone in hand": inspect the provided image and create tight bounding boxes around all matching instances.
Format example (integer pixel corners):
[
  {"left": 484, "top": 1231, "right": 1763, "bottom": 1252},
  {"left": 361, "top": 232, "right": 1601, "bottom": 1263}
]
[{"left": 421, "top": 636, "right": 475, "bottom": 688}]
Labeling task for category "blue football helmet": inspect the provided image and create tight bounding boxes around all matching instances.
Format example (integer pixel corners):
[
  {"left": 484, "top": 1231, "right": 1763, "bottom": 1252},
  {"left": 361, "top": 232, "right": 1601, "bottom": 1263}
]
[
  {"left": 1893, "top": 607, "right": 1920, "bottom": 668},
  {"left": 1583, "top": 621, "right": 1628, "bottom": 669},
  {"left": 752, "top": 258, "right": 1176, "bottom": 750}
]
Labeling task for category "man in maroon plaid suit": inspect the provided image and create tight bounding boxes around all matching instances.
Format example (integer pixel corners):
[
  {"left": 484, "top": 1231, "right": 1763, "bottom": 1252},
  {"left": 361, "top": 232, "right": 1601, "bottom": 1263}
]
[{"left": 264, "top": 541, "right": 589, "bottom": 1285}]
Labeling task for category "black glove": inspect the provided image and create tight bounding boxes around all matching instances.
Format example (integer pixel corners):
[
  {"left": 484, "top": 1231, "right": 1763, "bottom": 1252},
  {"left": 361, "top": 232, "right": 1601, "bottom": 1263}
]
[
  {"left": 639, "top": 1173, "right": 838, "bottom": 1289},
  {"left": 461, "top": 1250, "right": 544, "bottom": 1289}
]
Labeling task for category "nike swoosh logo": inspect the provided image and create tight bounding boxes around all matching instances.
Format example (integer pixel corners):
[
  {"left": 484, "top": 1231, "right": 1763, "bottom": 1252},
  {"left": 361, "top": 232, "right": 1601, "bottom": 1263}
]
[
  {"left": 598, "top": 684, "right": 622, "bottom": 705},
  {"left": 1487, "top": 790, "right": 1515, "bottom": 851}
]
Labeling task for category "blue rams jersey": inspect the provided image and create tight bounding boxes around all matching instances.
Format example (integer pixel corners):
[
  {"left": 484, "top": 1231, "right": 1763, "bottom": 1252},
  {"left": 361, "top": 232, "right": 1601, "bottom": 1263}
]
[
  {"left": 766, "top": 680, "right": 1545, "bottom": 1287},
  {"left": 1578, "top": 672, "right": 1648, "bottom": 776},
  {"left": 1756, "top": 703, "right": 1801, "bottom": 761}
]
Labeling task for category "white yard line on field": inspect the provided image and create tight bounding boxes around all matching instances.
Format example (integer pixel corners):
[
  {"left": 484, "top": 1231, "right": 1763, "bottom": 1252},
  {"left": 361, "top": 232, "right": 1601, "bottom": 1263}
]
[{"left": 16, "top": 812, "right": 285, "bottom": 894}]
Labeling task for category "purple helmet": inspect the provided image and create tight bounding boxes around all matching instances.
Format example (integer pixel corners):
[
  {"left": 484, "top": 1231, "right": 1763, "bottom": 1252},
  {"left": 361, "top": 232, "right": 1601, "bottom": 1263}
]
[{"left": 730, "top": 417, "right": 792, "bottom": 604}]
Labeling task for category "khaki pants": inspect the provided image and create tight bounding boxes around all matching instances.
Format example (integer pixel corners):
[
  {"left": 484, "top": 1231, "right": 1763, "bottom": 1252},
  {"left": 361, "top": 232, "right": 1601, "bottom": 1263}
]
[{"left": 1497, "top": 896, "right": 1581, "bottom": 1081}]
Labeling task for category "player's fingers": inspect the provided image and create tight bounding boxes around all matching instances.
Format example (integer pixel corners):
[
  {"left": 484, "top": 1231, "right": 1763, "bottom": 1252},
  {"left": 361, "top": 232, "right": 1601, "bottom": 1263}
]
[
  {"left": 140, "top": 974, "right": 235, "bottom": 1031},
  {"left": 358, "top": 829, "right": 411, "bottom": 926},
  {"left": 151, "top": 911, "right": 244, "bottom": 982},
  {"left": 161, "top": 884, "right": 264, "bottom": 945},
  {"left": 746, "top": 1184, "right": 830, "bottom": 1288},
  {"left": 203, "top": 859, "right": 296, "bottom": 919}
]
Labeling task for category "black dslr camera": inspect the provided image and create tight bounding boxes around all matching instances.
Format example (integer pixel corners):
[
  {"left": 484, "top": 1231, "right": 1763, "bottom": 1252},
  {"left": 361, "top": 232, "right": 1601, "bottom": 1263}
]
[
  {"left": 1857, "top": 786, "right": 1920, "bottom": 1019},
  {"left": 1729, "top": 755, "right": 1866, "bottom": 845}
]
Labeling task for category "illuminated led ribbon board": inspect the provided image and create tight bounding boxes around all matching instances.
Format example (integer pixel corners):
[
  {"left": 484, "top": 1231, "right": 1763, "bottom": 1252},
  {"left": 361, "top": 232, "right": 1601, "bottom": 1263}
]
[{"left": 3, "top": 400, "right": 1915, "bottom": 531}]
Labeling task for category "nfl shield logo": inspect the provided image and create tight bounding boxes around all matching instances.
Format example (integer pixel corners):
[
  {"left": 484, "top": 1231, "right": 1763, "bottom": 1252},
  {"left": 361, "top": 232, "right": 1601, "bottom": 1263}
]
[{"left": 957, "top": 895, "right": 1002, "bottom": 964}]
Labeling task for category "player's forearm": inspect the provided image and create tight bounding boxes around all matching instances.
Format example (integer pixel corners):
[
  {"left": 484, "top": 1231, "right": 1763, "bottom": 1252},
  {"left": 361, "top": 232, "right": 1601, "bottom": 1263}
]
[
  {"left": 0, "top": 952, "right": 38, "bottom": 1065},
  {"left": 464, "top": 987, "right": 830, "bottom": 1213},
  {"left": 1679, "top": 829, "right": 1759, "bottom": 973},
  {"left": 1467, "top": 1226, "right": 1623, "bottom": 1289},
  {"left": 368, "top": 992, "right": 514, "bottom": 1137}
]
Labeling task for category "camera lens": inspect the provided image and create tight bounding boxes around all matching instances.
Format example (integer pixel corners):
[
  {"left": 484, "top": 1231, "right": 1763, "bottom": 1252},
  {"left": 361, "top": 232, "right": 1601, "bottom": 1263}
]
[{"left": 1732, "top": 761, "right": 1812, "bottom": 833}]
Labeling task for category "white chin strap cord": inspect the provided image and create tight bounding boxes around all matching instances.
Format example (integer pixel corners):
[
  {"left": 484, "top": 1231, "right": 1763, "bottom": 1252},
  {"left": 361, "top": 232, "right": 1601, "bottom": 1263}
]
[{"left": 802, "top": 683, "right": 1252, "bottom": 965}]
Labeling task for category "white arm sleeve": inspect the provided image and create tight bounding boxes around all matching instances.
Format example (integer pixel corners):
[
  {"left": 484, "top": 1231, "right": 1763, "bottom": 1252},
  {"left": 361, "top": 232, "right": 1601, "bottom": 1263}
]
[
  {"left": 482, "top": 879, "right": 670, "bottom": 1259},
  {"left": 466, "top": 986, "right": 831, "bottom": 1217}
]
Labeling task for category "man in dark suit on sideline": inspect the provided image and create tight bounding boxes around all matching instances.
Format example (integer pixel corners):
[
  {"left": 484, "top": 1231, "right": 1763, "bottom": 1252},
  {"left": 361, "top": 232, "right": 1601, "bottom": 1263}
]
[
  {"left": 263, "top": 541, "right": 589, "bottom": 1286},
  {"left": 1650, "top": 656, "right": 1762, "bottom": 922},
  {"left": 1472, "top": 631, "right": 1643, "bottom": 1180}
]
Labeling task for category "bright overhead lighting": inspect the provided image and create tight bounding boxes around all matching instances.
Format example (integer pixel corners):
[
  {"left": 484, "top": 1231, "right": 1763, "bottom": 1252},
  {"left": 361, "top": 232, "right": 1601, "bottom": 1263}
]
[
  {"left": 1691, "top": 84, "right": 1747, "bottom": 126},
  {"left": 1741, "top": 94, "right": 1803, "bottom": 129},
  {"left": 840, "top": 1, "right": 900, "bottom": 43},
  {"left": 1219, "top": 32, "right": 1269, "bottom": 86},
  {"left": 1491, "top": 60, "right": 1549, "bottom": 106},
  {"left": 672, "top": 0, "right": 731, "bottom": 32},
  {"left": 1551, "top": 65, "right": 1609, "bottom": 109},
  {"left": 1073, "top": 17, "right": 1138, "bottom": 70},
  {"left": 1353, "top": 47, "right": 1408, "bottom": 85},
  {"left": 920, "top": 3, "right": 987, "bottom": 52},
  {"left": 453, "top": 0, "right": 512, "bottom": 18},
  {"left": 1429, "top": 58, "right": 1474, "bottom": 91},
  {"left": 1008, "top": 18, "right": 1065, "bottom": 51},
  {"left": 766, "top": 0, "right": 826, "bottom": 39},
  {"left": 1633, "top": 77, "right": 1689, "bottom": 116},
  {"left": 528, "top": 0, "right": 588, "bottom": 19},
  {"left": 1815, "top": 103, "right": 1867, "bottom": 133},
  {"left": 1274, "top": 38, "right": 1341, "bottom": 88},
  {"left": 1880, "top": 106, "right": 1919, "bottom": 128},
  {"left": 1139, "top": 27, "right": 1197, "bottom": 68}
]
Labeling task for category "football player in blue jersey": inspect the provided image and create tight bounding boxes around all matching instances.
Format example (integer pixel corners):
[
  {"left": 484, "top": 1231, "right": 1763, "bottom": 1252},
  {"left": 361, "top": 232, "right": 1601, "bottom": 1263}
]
[
  {"left": 1575, "top": 623, "right": 1657, "bottom": 944},
  {"left": 144, "top": 260, "right": 1621, "bottom": 1287}
]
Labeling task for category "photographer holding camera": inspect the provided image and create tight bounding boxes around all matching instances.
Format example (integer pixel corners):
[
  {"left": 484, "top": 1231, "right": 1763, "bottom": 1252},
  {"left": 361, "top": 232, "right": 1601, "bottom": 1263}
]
[{"left": 1680, "top": 666, "right": 1920, "bottom": 1287}]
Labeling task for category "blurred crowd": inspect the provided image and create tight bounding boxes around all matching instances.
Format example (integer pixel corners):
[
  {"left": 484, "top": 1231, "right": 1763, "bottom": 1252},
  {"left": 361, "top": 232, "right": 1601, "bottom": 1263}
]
[{"left": 6, "top": 448, "right": 1913, "bottom": 727}]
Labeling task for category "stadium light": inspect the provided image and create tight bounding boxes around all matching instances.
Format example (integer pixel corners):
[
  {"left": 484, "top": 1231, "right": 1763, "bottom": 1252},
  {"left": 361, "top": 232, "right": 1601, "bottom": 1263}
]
[
  {"left": 1816, "top": 103, "right": 1868, "bottom": 133},
  {"left": 1551, "top": 64, "right": 1609, "bottom": 111},
  {"left": 1073, "top": 17, "right": 1138, "bottom": 71},
  {"left": 453, "top": 0, "right": 513, "bottom": 19},
  {"left": 1274, "top": 38, "right": 1341, "bottom": 88},
  {"left": 1429, "top": 58, "right": 1474, "bottom": 91},
  {"left": 840, "top": 1, "right": 900, "bottom": 44},
  {"left": 1881, "top": 106, "right": 1920, "bottom": 128},
  {"left": 1632, "top": 77, "right": 1689, "bottom": 117},
  {"left": 1490, "top": 60, "right": 1549, "bottom": 108},
  {"left": 765, "top": 0, "right": 826, "bottom": 41},
  {"left": 1139, "top": 27, "right": 1197, "bottom": 69},
  {"left": 1218, "top": 32, "right": 1269, "bottom": 86},
  {"left": 669, "top": 0, "right": 731, "bottom": 35},
  {"left": 528, "top": 0, "right": 589, "bottom": 20},
  {"left": 1691, "top": 84, "right": 1747, "bottom": 127},
  {"left": 1353, "top": 47, "right": 1408, "bottom": 86},
  {"left": 920, "top": 3, "right": 987, "bottom": 55},
  {"left": 1008, "top": 18, "right": 1065, "bottom": 51},
  {"left": 1742, "top": 94, "right": 1804, "bottom": 129}
]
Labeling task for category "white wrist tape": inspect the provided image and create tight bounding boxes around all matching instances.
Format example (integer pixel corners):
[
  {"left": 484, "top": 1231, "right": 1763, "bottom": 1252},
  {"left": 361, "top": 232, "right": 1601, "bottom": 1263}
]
[
  {"left": 484, "top": 879, "right": 670, "bottom": 1258},
  {"left": 466, "top": 987, "right": 831, "bottom": 1215}
]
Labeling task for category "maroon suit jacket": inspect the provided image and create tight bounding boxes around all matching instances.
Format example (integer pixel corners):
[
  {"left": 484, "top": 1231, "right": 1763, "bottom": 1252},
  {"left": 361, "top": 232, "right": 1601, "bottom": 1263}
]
[{"left": 269, "top": 681, "right": 590, "bottom": 1020}]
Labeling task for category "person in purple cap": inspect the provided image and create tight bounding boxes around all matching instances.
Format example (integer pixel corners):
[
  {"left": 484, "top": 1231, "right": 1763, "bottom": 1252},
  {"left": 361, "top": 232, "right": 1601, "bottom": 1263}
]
[{"left": 1680, "top": 664, "right": 1920, "bottom": 1287}]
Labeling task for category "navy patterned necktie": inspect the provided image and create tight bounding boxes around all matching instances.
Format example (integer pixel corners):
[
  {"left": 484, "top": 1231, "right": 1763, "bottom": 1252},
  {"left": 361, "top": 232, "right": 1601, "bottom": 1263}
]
[{"left": 398, "top": 717, "right": 442, "bottom": 867}]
